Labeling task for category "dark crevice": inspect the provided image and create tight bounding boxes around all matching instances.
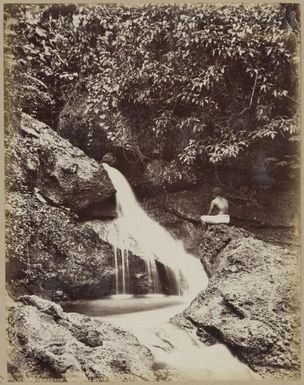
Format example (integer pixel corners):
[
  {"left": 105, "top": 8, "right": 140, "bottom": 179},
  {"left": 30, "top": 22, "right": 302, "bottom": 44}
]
[
  {"left": 184, "top": 316, "right": 219, "bottom": 341},
  {"left": 160, "top": 205, "right": 201, "bottom": 226}
]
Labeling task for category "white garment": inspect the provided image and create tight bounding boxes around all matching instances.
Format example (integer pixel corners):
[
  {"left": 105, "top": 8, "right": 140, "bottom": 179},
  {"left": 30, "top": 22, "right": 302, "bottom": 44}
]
[{"left": 200, "top": 214, "right": 230, "bottom": 224}]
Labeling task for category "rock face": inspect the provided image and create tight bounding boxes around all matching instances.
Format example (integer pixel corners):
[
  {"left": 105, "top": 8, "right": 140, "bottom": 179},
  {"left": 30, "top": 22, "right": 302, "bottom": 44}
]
[
  {"left": 199, "top": 225, "right": 250, "bottom": 277},
  {"left": 162, "top": 186, "right": 299, "bottom": 229},
  {"left": 6, "top": 192, "right": 115, "bottom": 300},
  {"left": 6, "top": 114, "right": 117, "bottom": 301},
  {"left": 7, "top": 113, "right": 115, "bottom": 213},
  {"left": 174, "top": 225, "right": 301, "bottom": 379},
  {"left": 161, "top": 186, "right": 299, "bottom": 246},
  {"left": 8, "top": 296, "right": 156, "bottom": 382},
  {"left": 142, "top": 200, "right": 203, "bottom": 256}
]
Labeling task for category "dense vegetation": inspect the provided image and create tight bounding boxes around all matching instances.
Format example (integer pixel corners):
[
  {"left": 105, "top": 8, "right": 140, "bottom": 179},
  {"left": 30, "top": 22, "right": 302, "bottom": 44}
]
[{"left": 4, "top": 3, "right": 300, "bottom": 181}]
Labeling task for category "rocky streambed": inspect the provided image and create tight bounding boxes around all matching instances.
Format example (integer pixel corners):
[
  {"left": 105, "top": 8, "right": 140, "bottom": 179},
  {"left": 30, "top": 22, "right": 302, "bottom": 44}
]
[
  {"left": 173, "top": 225, "right": 301, "bottom": 379},
  {"left": 6, "top": 114, "right": 301, "bottom": 381},
  {"left": 7, "top": 295, "right": 156, "bottom": 382}
]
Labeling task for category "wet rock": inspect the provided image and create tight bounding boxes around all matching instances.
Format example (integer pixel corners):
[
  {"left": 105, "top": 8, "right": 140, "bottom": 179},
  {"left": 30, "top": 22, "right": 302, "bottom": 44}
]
[
  {"left": 174, "top": 227, "right": 300, "bottom": 379},
  {"left": 8, "top": 296, "right": 156, "bottom": 382},
  {"left": 77, "top": 196, "right": 117, "bottom": 221},
  {"left": 199, "top": 225, "right": 250, "bottom": 276},
  {"left": 102, "top": 152, "right": 117, "bottom": 166},
  {"left": 7, "top": 113, "right": 115, "bottom": 213},
  {"left": 6, "top": 114, "right": 119, "bottom": 300},
  {"left": 142, "top": 200, "right": 203, "bottom": 256},
  {"left": 6, "top": 192, "right": 115, "bottom": 301}
]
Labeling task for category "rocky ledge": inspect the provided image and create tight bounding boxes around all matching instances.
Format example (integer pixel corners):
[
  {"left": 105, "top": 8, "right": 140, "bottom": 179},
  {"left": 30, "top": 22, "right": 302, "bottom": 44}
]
[
  {"left": 173, "top": 225, "right": 301, "bottom": 380},
  {"left": 8, "top": 295, "right": 156, "bottom": 382}
]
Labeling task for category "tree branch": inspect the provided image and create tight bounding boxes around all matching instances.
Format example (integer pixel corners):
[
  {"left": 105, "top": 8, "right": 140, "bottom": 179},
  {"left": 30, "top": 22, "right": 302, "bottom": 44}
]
[
  {"left": 233, "top": 71, "right": 259, "bottom": 119},
  {"left": 249, "top": 71, "right": 258, "bottom": 107}
]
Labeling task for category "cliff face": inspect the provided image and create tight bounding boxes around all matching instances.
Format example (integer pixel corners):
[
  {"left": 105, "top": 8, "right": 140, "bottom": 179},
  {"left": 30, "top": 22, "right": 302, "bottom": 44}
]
[
  {"left": 6, "top": 114, "right": 117, "bottom": 300},
  {"left": 173, "top": 225, "right": 301, "bottom": 380},
  {"left": 8, "top": 296, "right": 156, "bottom": 382}
]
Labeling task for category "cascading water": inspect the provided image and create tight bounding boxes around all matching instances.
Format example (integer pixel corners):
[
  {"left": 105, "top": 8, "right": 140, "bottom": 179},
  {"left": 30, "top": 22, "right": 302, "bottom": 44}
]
[
  {"left": 66, "top": 164, "right": 255, "bottom": 381},
  {"left": 102, "top": 163, "right": 208, "bottom": 297}
]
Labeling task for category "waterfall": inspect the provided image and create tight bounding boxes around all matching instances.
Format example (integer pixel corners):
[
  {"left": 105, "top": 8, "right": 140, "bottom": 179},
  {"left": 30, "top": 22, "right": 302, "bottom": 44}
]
[{"left": 102, "top": 163, "right": 208, "bottom": 297}]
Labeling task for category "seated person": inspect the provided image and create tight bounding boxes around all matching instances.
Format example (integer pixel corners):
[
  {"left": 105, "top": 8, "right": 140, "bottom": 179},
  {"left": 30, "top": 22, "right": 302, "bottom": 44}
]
[{"left": 201, "top": 187, "right": 230, "bottom": 226}]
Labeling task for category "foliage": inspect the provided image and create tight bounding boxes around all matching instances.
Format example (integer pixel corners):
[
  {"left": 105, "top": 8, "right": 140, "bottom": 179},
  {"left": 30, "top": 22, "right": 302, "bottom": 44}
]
[
  {"left": 146, "top": 159, "right": 199, "bottom": 190},
  {"left": 4, "top": 3, "right": 300, "bottom": 170}
]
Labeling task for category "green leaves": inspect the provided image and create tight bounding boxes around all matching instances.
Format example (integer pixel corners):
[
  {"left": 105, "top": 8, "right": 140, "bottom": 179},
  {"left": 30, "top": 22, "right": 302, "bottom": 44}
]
[{"left": 6, "top": 3, "right": 299, "bottom": 168}]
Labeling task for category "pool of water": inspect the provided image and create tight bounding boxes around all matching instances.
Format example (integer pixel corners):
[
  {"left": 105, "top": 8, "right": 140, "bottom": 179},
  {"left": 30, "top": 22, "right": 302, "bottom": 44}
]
[{"left": 62, "top": 294, "right": 185, "bottom": 317}]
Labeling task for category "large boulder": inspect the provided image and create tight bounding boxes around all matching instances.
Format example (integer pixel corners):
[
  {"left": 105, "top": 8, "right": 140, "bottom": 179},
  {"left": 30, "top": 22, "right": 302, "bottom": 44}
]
[
  {"left": 6, "top": 192, "right": 115, "bottom": 301},
  {"left": 5, "top": 113, "right": 119, "bottom": 300},
  {"left": 8, "top": 295, "right": 156, "bottom": 382},
  {"left": 174, "top": 226, "right": 301, "bottom": 379},
  {"left": 6, "top": 113, "right": 115, "bottom": 213},
  {"left": 199, "top": 225, "right": 250, "bottom": 276}
]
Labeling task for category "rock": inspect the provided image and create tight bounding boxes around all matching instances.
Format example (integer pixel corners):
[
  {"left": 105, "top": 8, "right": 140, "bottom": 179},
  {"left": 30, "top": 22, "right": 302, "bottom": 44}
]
[
  {"left": 199, "top": 225, "right": 250, "bottom": 276},
  {"left": 6, "top": 114, "right": 119, "bottom": 300},
  {"left": 174, "top": 229, "right": 301, "bottom": 379},
  {"left": 86, "top": 219, "right": 184, "bottom": 295},
  {"left": 160, "top": 187, "right": 213, "bottom": 224},
  {"left": 102, "top": 152, "right": 117, "bottom": 166},
  {"left": 160, "top": 187, "right": 299, "bottom": 246},
  {"left": 77, "top": 196, "right": 117, "bottom": 221},
  {"left": 6, "top": 192, "right": 115, "bottom": 300},
  {"left": 8, "top": 296, "right": 156, "bottom": 382},
  {"left": 7, "top": 113, "right": 115, "bottom": 213},
  {"left": 142, "top": 200, "right": 203, "bottom": 256}
]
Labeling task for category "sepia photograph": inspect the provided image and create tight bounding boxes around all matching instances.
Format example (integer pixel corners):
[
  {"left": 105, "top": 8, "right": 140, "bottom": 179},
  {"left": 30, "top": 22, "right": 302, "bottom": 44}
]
[{"left": 3, "top": 1, "right": 302, "bottom": 382}]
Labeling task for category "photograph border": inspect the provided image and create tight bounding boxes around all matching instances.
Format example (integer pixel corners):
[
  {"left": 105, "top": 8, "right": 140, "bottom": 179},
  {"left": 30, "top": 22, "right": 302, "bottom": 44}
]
[{"left": 0, "top": 0, "right": 302, "bottom": 384}]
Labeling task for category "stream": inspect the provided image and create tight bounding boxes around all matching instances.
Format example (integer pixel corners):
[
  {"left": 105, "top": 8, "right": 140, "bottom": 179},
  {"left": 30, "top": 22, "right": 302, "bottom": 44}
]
[
  {"left": 63, "top": 295, "right": 257, "bottom": 381},
  {"left": 64, "top": 164, "right": 258, "bottom": 380}
]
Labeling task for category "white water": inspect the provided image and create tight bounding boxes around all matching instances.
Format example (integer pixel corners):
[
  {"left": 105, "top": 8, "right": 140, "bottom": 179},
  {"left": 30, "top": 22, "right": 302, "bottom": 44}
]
[
  {"left": 75, "top": 164, "right": 257, "bottom": 380},
  {"left": 63, "top": 296, "right": 257, "bottom": 381},
  {"left": 102, "top": 163, "right": 208, "bottom": 297},
  {"left": 99, "top": 300, "right": 257, "bottom": 381}
]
